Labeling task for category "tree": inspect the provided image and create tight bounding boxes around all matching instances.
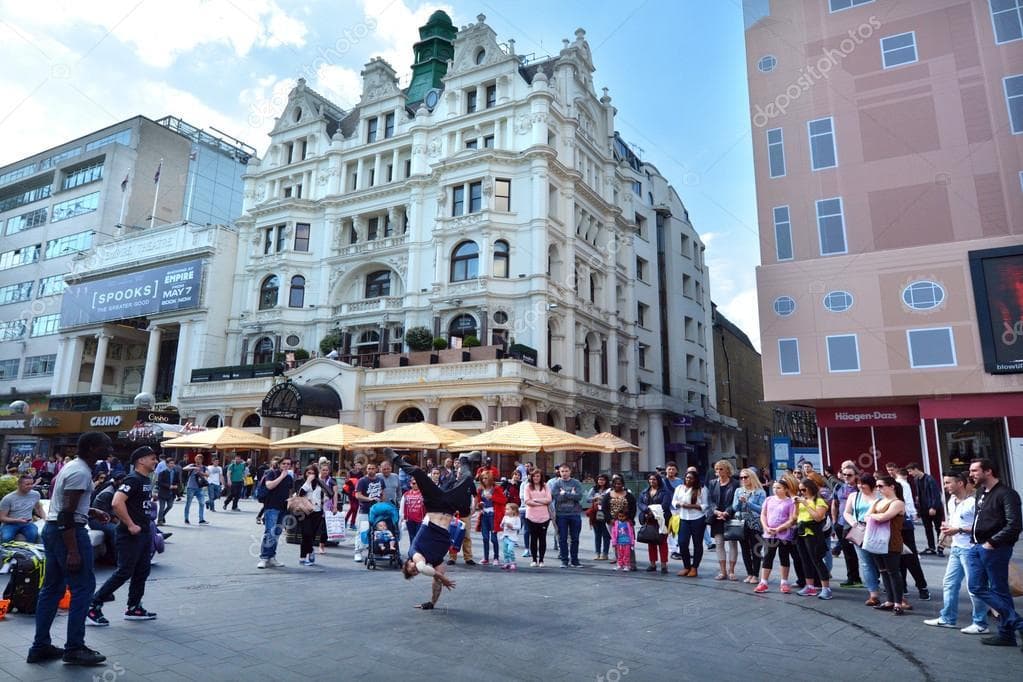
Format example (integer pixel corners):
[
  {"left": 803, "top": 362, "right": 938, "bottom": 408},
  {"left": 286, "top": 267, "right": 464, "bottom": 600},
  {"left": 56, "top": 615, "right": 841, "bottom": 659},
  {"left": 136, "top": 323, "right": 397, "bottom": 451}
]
[
  {"left": 320, "top": 331, "right": 342, "bottom": 356},
  {"left": 432, "top": 337, "right": 449, "bottom": 351},
  {"left": 462, "top": 335, "right": 481, "bottom": 348},
  {"left": 405, "top": 326, "right": 433, "bottom": 352}
]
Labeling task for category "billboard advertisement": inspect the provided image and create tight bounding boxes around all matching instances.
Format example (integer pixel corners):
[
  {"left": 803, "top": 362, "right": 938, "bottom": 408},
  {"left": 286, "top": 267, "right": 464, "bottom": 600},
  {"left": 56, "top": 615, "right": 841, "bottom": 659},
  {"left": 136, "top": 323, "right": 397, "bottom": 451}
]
[
  {"left": 969, "top": 246, "right": 1023, "bottom": 374},
  {"left": 60, "top": 259, "right": 203, "bottom": 327}
]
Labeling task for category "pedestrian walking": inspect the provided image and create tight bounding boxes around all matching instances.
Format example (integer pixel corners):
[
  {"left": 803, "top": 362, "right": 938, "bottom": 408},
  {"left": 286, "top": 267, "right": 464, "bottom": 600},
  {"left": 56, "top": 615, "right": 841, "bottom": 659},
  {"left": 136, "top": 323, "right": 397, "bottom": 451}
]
[
  {"left": 293, "top": 464, "right": 327, "bottom": 566},
  {"left": 155, "top": 457, "right": 180, "bottom": 525},
  {"left": 205, "top": 454, "right": 223, "bottom": 512},
  {"left": 182, "top": 454, "right": 209, "bottom": 525},
  {"left": 223, "top": 454, "right": 246, "bottom": 510},
  {"left": 87, "top": 447, "right": 160, "bottom": 626},
  {"left": 256, "top": 457, "right": 294, "bottom": 569}
]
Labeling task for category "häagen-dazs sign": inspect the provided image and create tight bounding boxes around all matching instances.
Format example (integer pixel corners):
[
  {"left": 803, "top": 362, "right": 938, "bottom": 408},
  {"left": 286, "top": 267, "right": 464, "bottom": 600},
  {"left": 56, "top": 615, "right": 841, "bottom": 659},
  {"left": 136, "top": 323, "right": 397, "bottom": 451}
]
[{"left": 60, "top": 259, "right": 203, "bottom": 327}]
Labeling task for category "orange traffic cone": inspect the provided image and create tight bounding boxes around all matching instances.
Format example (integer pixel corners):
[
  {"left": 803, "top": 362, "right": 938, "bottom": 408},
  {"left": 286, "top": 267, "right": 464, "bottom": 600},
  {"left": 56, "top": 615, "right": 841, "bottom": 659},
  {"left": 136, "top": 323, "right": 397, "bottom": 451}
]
[{"left": 58, "top": 588, "right": 71, "bottom": 610}]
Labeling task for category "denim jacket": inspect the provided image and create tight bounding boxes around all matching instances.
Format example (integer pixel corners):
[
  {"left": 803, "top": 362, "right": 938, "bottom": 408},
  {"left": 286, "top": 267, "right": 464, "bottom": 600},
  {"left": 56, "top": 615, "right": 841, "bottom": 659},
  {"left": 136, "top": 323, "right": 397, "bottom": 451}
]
[{"left": 729, "top": 488, "right": 766, "bottom": 517}]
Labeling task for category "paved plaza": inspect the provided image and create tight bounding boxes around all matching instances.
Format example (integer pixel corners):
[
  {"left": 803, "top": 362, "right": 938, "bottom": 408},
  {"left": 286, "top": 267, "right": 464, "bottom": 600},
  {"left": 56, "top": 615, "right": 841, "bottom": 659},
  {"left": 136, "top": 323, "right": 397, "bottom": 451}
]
[{"left": 0, "top": 500, "right": 1018, "bottom": 682}]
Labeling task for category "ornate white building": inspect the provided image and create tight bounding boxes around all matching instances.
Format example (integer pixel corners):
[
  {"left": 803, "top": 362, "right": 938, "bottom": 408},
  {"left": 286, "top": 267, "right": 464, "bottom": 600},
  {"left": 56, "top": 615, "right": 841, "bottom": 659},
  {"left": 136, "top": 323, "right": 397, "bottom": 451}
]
[{"left": 177, "top": 11, "right": 733, "bottom": 472}]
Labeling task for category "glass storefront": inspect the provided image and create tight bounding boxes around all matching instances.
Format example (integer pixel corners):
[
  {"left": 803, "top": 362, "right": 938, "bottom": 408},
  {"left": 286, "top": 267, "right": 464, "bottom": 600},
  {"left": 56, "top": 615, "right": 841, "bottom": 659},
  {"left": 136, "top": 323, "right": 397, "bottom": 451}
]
[{"left": 937, "top": 418, "right": 1007, "bottom": 476}]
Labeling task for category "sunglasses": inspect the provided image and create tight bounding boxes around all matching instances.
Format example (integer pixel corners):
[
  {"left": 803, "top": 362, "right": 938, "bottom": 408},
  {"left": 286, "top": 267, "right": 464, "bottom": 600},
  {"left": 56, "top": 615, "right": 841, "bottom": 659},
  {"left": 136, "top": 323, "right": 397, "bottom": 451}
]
[
  {"left": 843, "top": 473, "right": 855, "bottom": 477},
  {"left": 739, "top": 475, "right": 749, "bottom": 479}
]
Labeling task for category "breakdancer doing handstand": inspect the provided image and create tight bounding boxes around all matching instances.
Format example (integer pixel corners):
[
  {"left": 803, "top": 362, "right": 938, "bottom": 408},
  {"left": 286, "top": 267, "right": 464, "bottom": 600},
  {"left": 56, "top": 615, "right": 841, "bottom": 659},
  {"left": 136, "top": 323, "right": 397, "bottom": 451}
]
[{"left": 393, "top": 449, "right": 475, "bottom": 609}]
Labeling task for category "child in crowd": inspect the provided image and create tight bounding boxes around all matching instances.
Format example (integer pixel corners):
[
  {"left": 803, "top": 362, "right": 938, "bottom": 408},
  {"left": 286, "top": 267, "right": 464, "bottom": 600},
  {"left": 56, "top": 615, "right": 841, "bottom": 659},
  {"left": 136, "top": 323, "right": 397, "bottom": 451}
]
[
  {"left": 500, "top": 503, "right": 521, "bottom": 570},
  {"left": 613, "top": 510, "right": 635, "bottom": 571},
  {"left": 373, "top": 520, "right": 397, "bottom": 555}
]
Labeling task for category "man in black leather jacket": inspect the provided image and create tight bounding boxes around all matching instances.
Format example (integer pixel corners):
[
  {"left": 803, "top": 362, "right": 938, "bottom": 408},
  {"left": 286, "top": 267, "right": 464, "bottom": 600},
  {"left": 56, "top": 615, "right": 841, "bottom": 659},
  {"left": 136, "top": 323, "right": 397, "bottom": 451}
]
[{"left": 966, "top": 458, "right": 1022, "bottom": 649}]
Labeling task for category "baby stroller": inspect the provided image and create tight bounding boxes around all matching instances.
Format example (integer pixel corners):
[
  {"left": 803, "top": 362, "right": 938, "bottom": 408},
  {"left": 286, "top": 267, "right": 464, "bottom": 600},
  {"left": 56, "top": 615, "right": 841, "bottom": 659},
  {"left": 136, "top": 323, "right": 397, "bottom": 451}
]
[{"left": 364, "top": 502, "right": 401, "bottom": 570}]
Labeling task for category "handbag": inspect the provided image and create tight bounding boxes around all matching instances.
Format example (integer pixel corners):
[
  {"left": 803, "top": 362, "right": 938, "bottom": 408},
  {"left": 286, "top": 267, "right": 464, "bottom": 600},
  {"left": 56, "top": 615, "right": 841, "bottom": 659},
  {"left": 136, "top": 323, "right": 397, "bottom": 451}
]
[
  {"left": 862, "top": 515, "right": 891, "bottom": 554},
  {"left": 243, "top": 475, "right": 254, "bottom": 486},
  {"left": 324, "top": 511, "right": 346, "bottom": 542},
  {"left": 287, "top": 494, "right": 314, "bottom": 515},
  {"left": 740, "top": 502, "right": 763, "bottom": 534},
  {"left": 637, "top": 522, "right": 661, "bottom": 544},
  {"left": 845, "top": 522, "right": 866, "bottom": 546},
  {"left": 723, "top": 518, "right": 745, "bottom": 542}
]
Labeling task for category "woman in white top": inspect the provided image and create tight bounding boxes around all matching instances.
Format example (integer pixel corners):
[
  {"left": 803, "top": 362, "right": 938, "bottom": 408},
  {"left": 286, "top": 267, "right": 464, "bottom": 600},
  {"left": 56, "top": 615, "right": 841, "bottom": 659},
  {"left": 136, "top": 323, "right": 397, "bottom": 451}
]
[
  {"left": 294, "top": 464, "right": 328, "bottom": 566},
  {"left": 672, "top": 471, "right": 708, "bottom": 577}
]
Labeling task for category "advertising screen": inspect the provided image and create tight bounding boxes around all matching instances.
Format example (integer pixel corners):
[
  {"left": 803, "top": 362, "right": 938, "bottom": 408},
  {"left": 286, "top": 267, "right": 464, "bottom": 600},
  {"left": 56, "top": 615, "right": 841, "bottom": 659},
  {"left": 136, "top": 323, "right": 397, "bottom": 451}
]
[
  {"left": 60, "top": 259, "right": 203, "bottom": 327},
  {"left": 970, "top": 246, "right": 1023, "bottom": 374}
]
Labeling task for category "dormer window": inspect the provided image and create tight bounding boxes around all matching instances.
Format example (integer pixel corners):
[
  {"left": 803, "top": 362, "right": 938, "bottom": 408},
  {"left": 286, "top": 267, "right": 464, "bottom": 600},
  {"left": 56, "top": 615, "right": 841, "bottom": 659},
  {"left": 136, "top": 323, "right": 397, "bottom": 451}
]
[
  {"left": 293, "top": 107, "right": 302, "bottom": 122},
  {"left": 475, "top": 48, "right": 486, "bottom": 65}
]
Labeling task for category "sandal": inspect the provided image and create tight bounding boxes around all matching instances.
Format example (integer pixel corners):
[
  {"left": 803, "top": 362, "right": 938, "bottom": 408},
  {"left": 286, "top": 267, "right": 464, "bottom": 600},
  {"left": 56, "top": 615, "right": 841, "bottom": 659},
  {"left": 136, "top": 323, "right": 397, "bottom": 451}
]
[
  {"left": 714, "top": 573, "right": 727, "bottom": 581},
  {"left": 892, "top": 605, "right": 905, "bottom": 616},
  {"left": 728, "top": 574, "right": 738, "bottom": 581},
  {"left": 873, "top": 602, "right": 894, "bottom": 611},
  {"left": 864, "top": 597, "right": 880, "bottom": 607}
]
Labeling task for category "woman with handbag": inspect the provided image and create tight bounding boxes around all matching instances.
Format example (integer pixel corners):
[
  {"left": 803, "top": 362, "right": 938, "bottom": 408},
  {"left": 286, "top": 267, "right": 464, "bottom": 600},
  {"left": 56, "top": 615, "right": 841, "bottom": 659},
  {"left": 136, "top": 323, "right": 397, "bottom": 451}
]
[
  {"left": 638, "top": 474, "right": 672, "bottom": 573},
  {"left": 317, "top": 462, "right": 340, "bottom": 555},
  {"left": 731, "top": 468, "right": 766, "bottom": 583},
  {"left": 843, "top": 474, "right": 883, "bottom": 606},
  {"left": 600, "top": 474, "right": 637, "bottom": 569},
  {"left": 672, "top": 470, "right": 708, "bottom": 577},
  {"left": 292, "top": 464, "right": 327, "bottom": 566},
  {"left": 794, "top": 478, "right": 833, "bottom": 599},
  {"left": 182, "top": 453, "right": 209, "bottom": 525},
  {"left": 585, "top": 473, "right": 612, "bottom": 560},
  {"left": 865, "top": 476, "right": 907, "bottom": 615},
  {"left": 706, "top": 460, "right": 739, "bottom": 581}
]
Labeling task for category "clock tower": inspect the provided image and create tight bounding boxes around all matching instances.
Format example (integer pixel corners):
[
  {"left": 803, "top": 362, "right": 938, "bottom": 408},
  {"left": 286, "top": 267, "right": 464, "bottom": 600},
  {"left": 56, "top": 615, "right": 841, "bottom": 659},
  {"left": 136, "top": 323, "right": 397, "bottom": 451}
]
[{"left": 405, "top": 10, "right": 456, "bottom": 108}]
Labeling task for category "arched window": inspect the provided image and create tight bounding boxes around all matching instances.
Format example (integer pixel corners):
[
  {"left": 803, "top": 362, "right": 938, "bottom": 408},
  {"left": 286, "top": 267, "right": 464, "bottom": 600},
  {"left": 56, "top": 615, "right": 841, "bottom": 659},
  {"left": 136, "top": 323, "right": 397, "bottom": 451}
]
[
  {"left": 493, "top": 240, "right": 509, "bottom": 278},
  {"left": 451, "top": 405, "right": 482, "bottom": 421},
  {"left": 242, "top": 413, "right": 261, "bottom": 427},
  {"left": 253, "top": 337, "right": 274, "bottom": 364},
  {"left": 288, "top": 275, "right": 305, "bottom": 308},
  {"left": 396, "top": 407, "right": 425, "bottom": 423},
  {"left": 448, "top": 314, "right": 477, "bottom": 340},
  {"left": 365, "top": 270, "right": 391, "bottom": 298},
  {"left": 450, "top": 240, "right": 479, "bottom": 282},
  {"left": 205, "top": 415, "right": 221, "bottom": 428},
  {"left": 589, "top": 273, "right": 597, "bottom": 303},
  {"left": 582, "top": 337, "right": 591, "bottom": 383},
  {"left": 259, "top": 275, "right": 279, "bottom": 310}
]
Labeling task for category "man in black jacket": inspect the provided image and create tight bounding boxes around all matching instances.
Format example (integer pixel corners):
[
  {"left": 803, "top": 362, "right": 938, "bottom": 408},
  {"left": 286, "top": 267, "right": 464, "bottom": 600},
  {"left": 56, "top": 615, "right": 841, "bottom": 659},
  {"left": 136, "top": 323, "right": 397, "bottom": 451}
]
[
  {"left": 966, "top": 458, "right": 1023, "bottom": 649},
  {"left": 155, "top": 458, "right": 180, "bottom": 525},
  {"left": 907, "top": 463, "right": 944, "bottom": 556}
]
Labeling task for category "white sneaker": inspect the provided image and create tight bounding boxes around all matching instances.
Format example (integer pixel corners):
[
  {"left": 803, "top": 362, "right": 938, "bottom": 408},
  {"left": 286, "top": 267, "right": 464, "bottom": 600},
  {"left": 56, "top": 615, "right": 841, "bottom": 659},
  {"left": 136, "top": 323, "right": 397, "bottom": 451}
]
[
  {"left": 257, "top": 559, "right": 267, "bottom": 569},
  {"left": 530, "top": 561, "right": 538, "bottom": 567},
  {"left": 960, "top": 624, "right": 990, "bottom": 635},
  {"left": 353, "top": 553, "right": 363, "bottom": 562},
  {"left": 923, "top": 618, "right": 956, "bottom": 628},
  {"left": 267, "top": 557, "right": 283, "bottom": 568}
]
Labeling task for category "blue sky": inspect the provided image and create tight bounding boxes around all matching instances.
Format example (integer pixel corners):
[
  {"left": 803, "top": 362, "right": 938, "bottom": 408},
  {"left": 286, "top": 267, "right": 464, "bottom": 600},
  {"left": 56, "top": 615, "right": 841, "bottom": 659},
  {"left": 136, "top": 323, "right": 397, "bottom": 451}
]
[{"left": 0, "top": 0, "right": 760, "bottom": 347}]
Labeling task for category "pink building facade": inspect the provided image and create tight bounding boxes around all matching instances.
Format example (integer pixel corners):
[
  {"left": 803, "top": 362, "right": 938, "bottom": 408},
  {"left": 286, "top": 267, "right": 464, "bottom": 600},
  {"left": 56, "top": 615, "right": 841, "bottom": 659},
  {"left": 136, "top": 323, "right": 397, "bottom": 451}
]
[{"left": 744, "top": 0, "right": 1023, "bottom": 490}]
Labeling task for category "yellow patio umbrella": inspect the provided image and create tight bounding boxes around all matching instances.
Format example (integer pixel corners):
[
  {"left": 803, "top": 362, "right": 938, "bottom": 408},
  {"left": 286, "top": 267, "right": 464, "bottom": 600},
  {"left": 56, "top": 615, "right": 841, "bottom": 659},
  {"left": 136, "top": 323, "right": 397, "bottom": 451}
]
[
  {"left": 587, "top": 432, "right": 640, "bottom": 453},
  {"left": 269, "top": 423, "right": 374, "bottom": 451},
  {"left": 447, "top": 421, "right": 612, "bottom": 454},
  {"left": 160, "top": 426, "right": 271, "bottom": 450},
  {"left": 351, "top": 422, "right": 466, "bottom": 450}
]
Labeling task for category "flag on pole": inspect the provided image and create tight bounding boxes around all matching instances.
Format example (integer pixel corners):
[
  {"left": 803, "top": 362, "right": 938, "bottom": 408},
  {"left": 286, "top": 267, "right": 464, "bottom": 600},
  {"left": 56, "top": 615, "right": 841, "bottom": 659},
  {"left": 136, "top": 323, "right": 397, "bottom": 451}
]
[
  {"left": 121, "top": 173, "right": 129, "bottom": 191},
  {"left": 153, "top": 161, "right": 162, "bottom": 184}
]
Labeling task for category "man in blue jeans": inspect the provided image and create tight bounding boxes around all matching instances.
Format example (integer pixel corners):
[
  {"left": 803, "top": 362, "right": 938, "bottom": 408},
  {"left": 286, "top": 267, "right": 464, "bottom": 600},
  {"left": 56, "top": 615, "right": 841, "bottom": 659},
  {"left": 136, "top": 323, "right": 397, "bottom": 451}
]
[
  {"left": 966, "top": 458, "right": 1022, "bottom": 649},
  {"left": 257, "top": 457, "right": 294, "bottom": 569},
  {"left": 28, "top": 432, "right": 112, "bottom": 667},
  {"left": 550, "top": 463, "right": 584, "bottom": 568}
]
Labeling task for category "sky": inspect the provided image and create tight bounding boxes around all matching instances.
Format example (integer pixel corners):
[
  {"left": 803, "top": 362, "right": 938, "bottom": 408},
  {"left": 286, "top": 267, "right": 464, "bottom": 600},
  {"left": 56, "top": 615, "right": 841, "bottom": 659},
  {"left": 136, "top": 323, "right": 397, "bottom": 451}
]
[{"left": 0, "top": 0, "right": 761, "bottom": 349}]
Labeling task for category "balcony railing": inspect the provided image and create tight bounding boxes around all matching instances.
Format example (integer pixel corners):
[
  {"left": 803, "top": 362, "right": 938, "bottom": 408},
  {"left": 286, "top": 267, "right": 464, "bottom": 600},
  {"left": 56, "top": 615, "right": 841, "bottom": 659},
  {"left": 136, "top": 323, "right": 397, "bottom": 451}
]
[
  {"left": 338, "top": 233, "right": 408, "bottom": 256},
  {"left": 332, "top": 296, "right": 403, "bottom": 316}
]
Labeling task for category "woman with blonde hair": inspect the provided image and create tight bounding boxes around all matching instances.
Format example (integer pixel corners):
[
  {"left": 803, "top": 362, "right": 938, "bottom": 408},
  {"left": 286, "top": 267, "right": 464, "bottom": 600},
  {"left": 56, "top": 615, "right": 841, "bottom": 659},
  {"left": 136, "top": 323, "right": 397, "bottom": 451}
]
[
  {"left": 731, "top": 468, "right": 766, "bottom": 583},
  {"left": 706, "top": 459, "right": 739, "bottom": 580}
]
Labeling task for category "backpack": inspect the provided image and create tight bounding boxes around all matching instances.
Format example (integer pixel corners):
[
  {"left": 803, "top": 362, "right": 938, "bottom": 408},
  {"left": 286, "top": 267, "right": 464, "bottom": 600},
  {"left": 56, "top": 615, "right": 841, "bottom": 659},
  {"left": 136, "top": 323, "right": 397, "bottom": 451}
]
[
  {"left": 254, "top": 474, "right": 270, "bottom": 503},
  {"left": 1, "top": 541, "right": 45, "bottom": 614}
]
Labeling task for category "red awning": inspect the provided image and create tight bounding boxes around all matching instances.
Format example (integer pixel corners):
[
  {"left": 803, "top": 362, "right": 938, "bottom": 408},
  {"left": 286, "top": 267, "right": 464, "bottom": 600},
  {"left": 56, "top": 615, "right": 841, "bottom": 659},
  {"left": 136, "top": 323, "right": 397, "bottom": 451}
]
[{"left": 918, "top": 394, "right": 1023, "bottom": 420}]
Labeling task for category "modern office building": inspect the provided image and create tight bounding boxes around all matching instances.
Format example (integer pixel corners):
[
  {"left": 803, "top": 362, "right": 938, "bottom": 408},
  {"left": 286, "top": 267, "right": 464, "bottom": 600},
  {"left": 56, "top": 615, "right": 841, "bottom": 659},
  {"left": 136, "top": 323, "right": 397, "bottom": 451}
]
[
  {"left": 0, "top": 116, "right": 253, "bottom": 461},
  {"left": 744, "top": 0, "right": 1023, "bottom": 488},
  {"left": 173, "top": 11, "right": 732, "bottom": 473}
]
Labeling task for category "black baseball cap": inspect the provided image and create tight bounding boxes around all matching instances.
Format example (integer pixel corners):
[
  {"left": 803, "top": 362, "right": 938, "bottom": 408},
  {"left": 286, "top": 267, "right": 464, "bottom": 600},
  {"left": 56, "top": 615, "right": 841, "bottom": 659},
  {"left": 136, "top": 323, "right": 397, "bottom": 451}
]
[{"left": 130, "top": 446, "right": 156, "bottom": 464}]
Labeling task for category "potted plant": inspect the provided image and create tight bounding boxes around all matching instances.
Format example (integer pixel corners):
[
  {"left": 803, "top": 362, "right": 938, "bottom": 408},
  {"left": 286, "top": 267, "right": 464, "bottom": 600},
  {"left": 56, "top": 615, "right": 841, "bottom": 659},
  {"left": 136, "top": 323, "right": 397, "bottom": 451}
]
[
  {"left": 462, "top": 335, "right": 481, "bottom": 348},
  {"left": 432, "top": 337, "right": 449, "bottom": 351},
  {"left": 405, "top": 326, "right": 433, "bottom": 352}
]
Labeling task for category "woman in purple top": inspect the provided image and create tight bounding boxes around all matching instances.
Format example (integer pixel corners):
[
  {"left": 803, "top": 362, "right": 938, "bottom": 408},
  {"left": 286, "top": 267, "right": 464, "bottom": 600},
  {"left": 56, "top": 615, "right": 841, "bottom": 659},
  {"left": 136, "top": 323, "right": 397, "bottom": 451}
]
[{"left": 754, "top": 480, "right": 798, "bottom": 593}]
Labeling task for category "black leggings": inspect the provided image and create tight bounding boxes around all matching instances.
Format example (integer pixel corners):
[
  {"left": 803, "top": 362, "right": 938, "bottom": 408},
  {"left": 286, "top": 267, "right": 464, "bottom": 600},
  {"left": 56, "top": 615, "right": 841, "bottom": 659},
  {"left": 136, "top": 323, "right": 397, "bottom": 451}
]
[
  {"left": 394, "top": 453, "right": 474, "bottom": 515},
  {"left": 739, "top": 527, "right": 762, "bottom": 575},
  {"left": 899, "top": 524, "right": 927, "bottom": 590},
  {"left": 873, "top": 551, "right": 904, "bottom": 604},
  {"left": 795, "top": 533, "right": 830, "bottom": 584},
  {"left": 300, "top": 511, "right": 322, "bottom": 558},
  {"left": 762, "top": 539, "right": 793, "bottom": 570},
  {"left": 527, "top": 519, "right": 550, "bottom": 562}
]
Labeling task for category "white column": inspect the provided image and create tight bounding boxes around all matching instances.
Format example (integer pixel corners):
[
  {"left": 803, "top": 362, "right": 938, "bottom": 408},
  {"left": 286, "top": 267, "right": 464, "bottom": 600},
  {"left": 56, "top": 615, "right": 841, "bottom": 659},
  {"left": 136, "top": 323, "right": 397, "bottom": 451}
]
[
  {"left": 50, "top": 337, "right": 68, "bottom": 395},
  {"left": 63, "top": 336, "right": 85, "bottom": 393},
  {"left": 170, "top": 321, "right": 193, "bottom": 404},
  {"left": 90, "top": 333, "right": 111, "bottom": 393},
  {"left": 645, "top": 412, "right": 665, "bottom": 471},
  {"left": 391, "top": 148, "right": 400, "bottom": 181},
  {"left": 338, "top": 162, "right": 348, "bottom": 194},
  {"left": 372, "top": 154, "right": 382, "bottom": 187},
  {"left": 141, "top": 325, "right": 163, "bottom": 396},
  {"left": 356, "top": 157, "right": 365, "bottom": 190}
]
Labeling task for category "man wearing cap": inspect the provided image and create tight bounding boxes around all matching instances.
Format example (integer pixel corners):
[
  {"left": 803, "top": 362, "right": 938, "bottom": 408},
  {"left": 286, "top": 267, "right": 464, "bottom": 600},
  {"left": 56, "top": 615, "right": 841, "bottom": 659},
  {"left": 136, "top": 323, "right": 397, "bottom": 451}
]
[
  {"left": 475, "top": 454, "right": 499, "bottom": 482},
  {"left": 86, "top": 447, "right": 160, "bottom": 626}
]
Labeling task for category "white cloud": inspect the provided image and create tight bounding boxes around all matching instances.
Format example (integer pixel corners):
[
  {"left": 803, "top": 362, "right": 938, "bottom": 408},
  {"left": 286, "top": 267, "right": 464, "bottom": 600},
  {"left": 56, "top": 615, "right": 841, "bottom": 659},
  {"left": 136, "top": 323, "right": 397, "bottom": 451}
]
[
  {"left": 0, "top": 0, "right": 308, "bottom": 68},
  {"left": 314, "top": 64, "right": 363, "bottom": 110},
  {"left": 718, "top": 287, "right": 761, "bottom": 353},
  {"left": 357, "top": 0, "right": 457, "bottom": 83}
]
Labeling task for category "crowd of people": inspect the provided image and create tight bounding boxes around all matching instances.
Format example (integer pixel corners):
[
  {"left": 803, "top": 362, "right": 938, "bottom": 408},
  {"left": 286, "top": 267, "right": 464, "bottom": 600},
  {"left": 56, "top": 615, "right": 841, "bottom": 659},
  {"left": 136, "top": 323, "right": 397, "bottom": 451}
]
[{"left": 10, "top": 429, "right": 1023, "bottom": 666}]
